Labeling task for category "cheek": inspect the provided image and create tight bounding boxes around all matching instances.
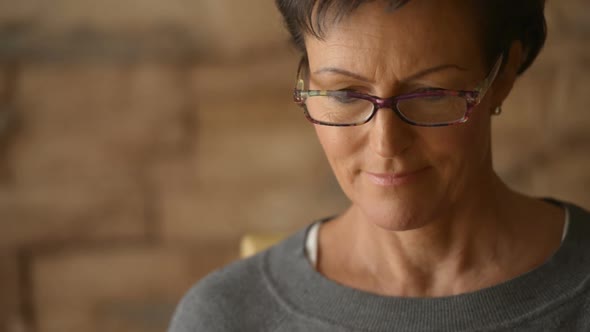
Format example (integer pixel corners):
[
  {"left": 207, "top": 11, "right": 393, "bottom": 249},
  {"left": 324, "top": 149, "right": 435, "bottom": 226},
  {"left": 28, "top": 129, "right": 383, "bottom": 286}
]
[
  {"left": 314, "top": 126, "right": 364, "bottom": 180},
  {"left": 423, "top": 111, "right": 492, "bottom": 180}
]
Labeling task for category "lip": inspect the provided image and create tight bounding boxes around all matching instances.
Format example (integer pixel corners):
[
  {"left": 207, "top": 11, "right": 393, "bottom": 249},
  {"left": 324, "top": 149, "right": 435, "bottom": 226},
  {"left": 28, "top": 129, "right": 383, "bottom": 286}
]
[{"left": 364, "top": 167, "right": 430, "bottom": 186}]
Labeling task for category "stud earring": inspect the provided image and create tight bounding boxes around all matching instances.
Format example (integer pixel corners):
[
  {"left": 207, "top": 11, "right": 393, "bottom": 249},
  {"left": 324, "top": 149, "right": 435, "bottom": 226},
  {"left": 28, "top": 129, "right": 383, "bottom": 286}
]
[{"left": 492, "top": 106, "right": 502, "bottom": 115}]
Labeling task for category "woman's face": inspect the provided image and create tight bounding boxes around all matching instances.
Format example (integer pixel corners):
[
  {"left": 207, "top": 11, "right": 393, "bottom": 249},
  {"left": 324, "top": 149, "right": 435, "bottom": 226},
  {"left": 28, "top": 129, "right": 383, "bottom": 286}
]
[{"left": 305, "top": 1, "right": 506, "bottom": 231}]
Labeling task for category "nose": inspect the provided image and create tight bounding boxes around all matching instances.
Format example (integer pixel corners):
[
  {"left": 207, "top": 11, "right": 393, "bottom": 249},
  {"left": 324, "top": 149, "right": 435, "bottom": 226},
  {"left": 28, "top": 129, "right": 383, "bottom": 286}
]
[{"left": 369, "top": 107, "right": 413, "bottom": 158}]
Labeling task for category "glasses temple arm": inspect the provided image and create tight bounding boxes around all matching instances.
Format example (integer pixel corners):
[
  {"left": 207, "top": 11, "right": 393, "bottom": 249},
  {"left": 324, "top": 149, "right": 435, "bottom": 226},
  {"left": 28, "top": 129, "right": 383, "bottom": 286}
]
[{"left": 475, "top": 54, "right": 504, "bottom": 101}]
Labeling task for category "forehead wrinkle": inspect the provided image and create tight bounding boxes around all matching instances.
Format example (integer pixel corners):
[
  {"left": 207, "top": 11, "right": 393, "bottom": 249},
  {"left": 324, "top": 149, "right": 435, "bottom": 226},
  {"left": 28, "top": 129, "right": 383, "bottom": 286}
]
[
  {"left": 323, "top": 18, "right": 411, "bottom": 84},
  {"left": 320, "top": 33, "right": 403, "bottom": 85},
  {"left": 325, "top": 48, "right": 398, "bottom": 86}
]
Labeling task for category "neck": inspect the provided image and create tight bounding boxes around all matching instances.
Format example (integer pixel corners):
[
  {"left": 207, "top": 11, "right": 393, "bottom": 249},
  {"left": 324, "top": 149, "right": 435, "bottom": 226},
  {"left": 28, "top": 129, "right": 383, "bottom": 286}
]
[{"left": 321, "top": 174, "right": 564, "bottom": 297}]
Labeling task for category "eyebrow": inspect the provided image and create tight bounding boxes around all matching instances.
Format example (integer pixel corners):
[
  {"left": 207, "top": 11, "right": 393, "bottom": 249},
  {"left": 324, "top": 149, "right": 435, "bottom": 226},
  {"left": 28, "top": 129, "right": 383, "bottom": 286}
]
[{"left": 313, "top": 64, "right": 469, "bottom": 83}]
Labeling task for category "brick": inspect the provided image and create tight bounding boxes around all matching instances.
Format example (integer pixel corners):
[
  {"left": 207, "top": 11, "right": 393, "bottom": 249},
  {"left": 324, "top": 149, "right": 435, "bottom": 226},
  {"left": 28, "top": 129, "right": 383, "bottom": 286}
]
[
  {"left": 197, "top": 123, "right": 324, "bottom": 183},
  {"left": 193, "top": 56, "right": 315, "bottom": 176},
  {"left": 184, "top": 0, "right": 291, "bottom": 59},
  {"left": 492, "top": 31, "right": 590, "bottom": 202},
  {"left": 549, "top": 63, "right": 590, "bottom": 135},
  {"left": 0, "top": 63, "right": 198, "bottom": 249},
  {"left": 32, "top": 245, "right": 237, "bottom": 332},
  {"left": 530, "top": 151, "right": 590, "bottom": 209},
  {"left": 1, "top": 0, "right": 290, "bottom": 61},
  {"left": 547, "top": 1, "right": 590, "bottom": 37},
  {"left": 491, "top": 63, "right": 560, "bottom": 181},
  {"left": 160, "top": 76, "right": 349, "bottom": 243},
  {"left": 157, "top": 130, "right": 348, "bottom": 244},
  {"left": 0, "top": 186, "right": 145, "bottom": 250},
  {"left": 0, "top": 1, "right": 39, "bottom": 23},
  {"left": 159, "top": 170, "right": 348, "bottom": 244},
  {"left": 0, "top": 253, "right": 24, "bottom": 332},
  {"left": 16, "top": 63, "right": 195, "bottom": 153},
  {"left": 192, "top": 50, "right": 299, "bottom": 98}
]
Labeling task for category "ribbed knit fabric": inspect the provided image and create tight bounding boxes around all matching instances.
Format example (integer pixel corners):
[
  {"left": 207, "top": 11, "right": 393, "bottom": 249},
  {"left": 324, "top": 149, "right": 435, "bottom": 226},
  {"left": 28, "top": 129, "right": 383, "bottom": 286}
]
[{"left": 169, "top": 201, "right": 590, "bottom": 332}]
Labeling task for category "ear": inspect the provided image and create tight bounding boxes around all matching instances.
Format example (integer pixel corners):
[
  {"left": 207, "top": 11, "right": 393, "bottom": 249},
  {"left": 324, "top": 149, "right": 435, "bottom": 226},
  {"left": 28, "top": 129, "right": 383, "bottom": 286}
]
[{"left": 490, "top": 41, "right": 524, "bottom": 108}]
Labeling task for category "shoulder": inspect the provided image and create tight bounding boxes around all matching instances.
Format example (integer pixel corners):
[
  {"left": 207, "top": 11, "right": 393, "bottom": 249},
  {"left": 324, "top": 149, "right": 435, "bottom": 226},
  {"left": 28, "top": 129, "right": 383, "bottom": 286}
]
[
  {"left": 567, "top": 201, "right": 590, "bottom": 221},
  {"left": 167, "top": 240, "right": 297, "bottom": 332},
  {"left": 564, "top": 200, "right": 590, "bottom": 238}
]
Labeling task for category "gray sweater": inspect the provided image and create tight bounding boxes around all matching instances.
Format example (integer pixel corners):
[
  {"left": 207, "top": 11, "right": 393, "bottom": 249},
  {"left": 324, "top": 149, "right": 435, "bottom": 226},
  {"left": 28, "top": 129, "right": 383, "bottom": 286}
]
[{"left": 169, "top": 201, "right": 590, "bottom": 331}]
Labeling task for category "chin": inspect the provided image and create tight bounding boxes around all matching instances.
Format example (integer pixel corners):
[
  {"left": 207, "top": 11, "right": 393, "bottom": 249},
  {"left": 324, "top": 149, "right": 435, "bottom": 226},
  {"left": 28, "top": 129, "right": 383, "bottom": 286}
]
[
  {"left": 354, "top": 195, "right": 444, "bottom": 232},
  {"left": 370, "top": 214, "right": 434, "bottom": 233}
]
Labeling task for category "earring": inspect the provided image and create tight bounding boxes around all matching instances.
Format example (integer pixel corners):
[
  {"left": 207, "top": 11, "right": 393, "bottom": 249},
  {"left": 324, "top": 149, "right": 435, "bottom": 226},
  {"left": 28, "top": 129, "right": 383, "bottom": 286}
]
[{"left": 492, "top": 106, "right": 502, "bottom": 116}]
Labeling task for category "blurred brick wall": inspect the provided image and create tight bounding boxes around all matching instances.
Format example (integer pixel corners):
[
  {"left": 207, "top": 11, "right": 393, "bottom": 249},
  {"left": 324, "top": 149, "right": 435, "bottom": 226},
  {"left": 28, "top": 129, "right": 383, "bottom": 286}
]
[
  {"left": 0, "top": 1, "right": 588, "bottom": 332},
  {"left": 494, "top": 1, "right": 590, "bottom": 204}
]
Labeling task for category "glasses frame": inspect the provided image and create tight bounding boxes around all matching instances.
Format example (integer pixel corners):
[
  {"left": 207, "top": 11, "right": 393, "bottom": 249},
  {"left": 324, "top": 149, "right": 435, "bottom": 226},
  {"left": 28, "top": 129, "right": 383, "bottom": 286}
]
[{"left": 293, "top": 55, "right": 504, "bottom": 127}]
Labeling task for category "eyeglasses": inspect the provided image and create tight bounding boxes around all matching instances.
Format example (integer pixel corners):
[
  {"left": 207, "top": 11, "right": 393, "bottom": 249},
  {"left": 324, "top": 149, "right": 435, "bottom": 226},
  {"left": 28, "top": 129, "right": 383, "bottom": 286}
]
[{"left": 293, "top": 55, "right": 503, "bottom": 127}]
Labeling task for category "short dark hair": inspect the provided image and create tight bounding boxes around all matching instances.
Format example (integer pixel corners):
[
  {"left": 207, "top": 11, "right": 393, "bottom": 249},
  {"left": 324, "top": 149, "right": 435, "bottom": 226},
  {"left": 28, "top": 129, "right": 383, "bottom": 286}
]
[{"left": 275, "top": 0, "right": 547, "bottom": 75}]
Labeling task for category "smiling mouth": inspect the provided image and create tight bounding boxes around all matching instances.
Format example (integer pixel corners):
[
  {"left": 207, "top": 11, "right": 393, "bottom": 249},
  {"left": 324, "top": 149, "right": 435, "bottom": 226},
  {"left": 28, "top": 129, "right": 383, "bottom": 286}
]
[{"left": 364, "top": 167, "right": 430, "bottom": 186}]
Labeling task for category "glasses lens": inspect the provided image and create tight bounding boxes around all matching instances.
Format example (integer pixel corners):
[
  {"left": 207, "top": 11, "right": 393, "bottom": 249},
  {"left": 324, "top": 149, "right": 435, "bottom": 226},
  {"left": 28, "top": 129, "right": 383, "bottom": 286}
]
[
  {"left": 305, "top": 92, "right": 373, "bottom": 125},
  {"left": 397, "top": 95, "right": 468, "bottom": 125}
]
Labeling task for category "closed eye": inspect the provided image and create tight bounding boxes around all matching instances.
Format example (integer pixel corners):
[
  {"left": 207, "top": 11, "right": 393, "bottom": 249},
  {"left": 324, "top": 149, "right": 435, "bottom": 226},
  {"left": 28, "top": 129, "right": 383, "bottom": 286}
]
[
  {"left": 412, "top": 86, "right": 446, "bottom": 93},
  {"left": 327, "top": 91, "right": 361, "bottom": 104}
]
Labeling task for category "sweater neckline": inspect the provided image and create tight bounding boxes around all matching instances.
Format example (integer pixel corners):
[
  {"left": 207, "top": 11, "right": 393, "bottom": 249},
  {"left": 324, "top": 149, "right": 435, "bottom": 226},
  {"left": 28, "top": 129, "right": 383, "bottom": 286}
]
[{"left": 263, "top": 200, "right": 590, "bottom": 331}]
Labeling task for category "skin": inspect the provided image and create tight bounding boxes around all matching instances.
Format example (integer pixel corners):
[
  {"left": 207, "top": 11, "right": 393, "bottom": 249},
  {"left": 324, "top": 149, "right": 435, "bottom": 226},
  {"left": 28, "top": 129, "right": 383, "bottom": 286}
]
[{"left": 305, "top": 0, "right": 565, "bottom": 297}]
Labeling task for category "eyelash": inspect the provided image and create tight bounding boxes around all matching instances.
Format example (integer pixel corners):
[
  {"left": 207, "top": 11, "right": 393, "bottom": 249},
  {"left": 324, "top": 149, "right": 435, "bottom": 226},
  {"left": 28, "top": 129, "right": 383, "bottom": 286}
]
[
  {"left": 413, "top": 86, "right": 443, "bottom": 93},
  {"left": 336, "top": 86, "right": 369, "bottom": 94},
  {"left": 337, "top": 86, "right": 443, "bottom": 96}
]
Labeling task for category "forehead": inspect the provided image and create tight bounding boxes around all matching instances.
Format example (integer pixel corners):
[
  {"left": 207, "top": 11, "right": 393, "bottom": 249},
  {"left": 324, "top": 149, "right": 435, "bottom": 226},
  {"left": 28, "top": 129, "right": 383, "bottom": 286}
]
[{"left": 304, "top": 1, "right": 485, "bottom": 79}]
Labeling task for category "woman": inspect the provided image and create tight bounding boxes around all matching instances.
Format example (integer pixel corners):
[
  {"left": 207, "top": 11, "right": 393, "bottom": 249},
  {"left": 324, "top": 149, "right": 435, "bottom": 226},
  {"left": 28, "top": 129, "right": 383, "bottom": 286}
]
[{"left": 170, "top": 1, "right": 590, "bottom": 331}]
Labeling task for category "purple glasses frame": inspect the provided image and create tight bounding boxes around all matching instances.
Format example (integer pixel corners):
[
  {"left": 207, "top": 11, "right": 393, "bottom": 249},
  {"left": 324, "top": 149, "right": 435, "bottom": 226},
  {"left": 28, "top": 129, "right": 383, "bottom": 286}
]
[{"left": 293, "top": 55, "right": 504, "bottom": 127}]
